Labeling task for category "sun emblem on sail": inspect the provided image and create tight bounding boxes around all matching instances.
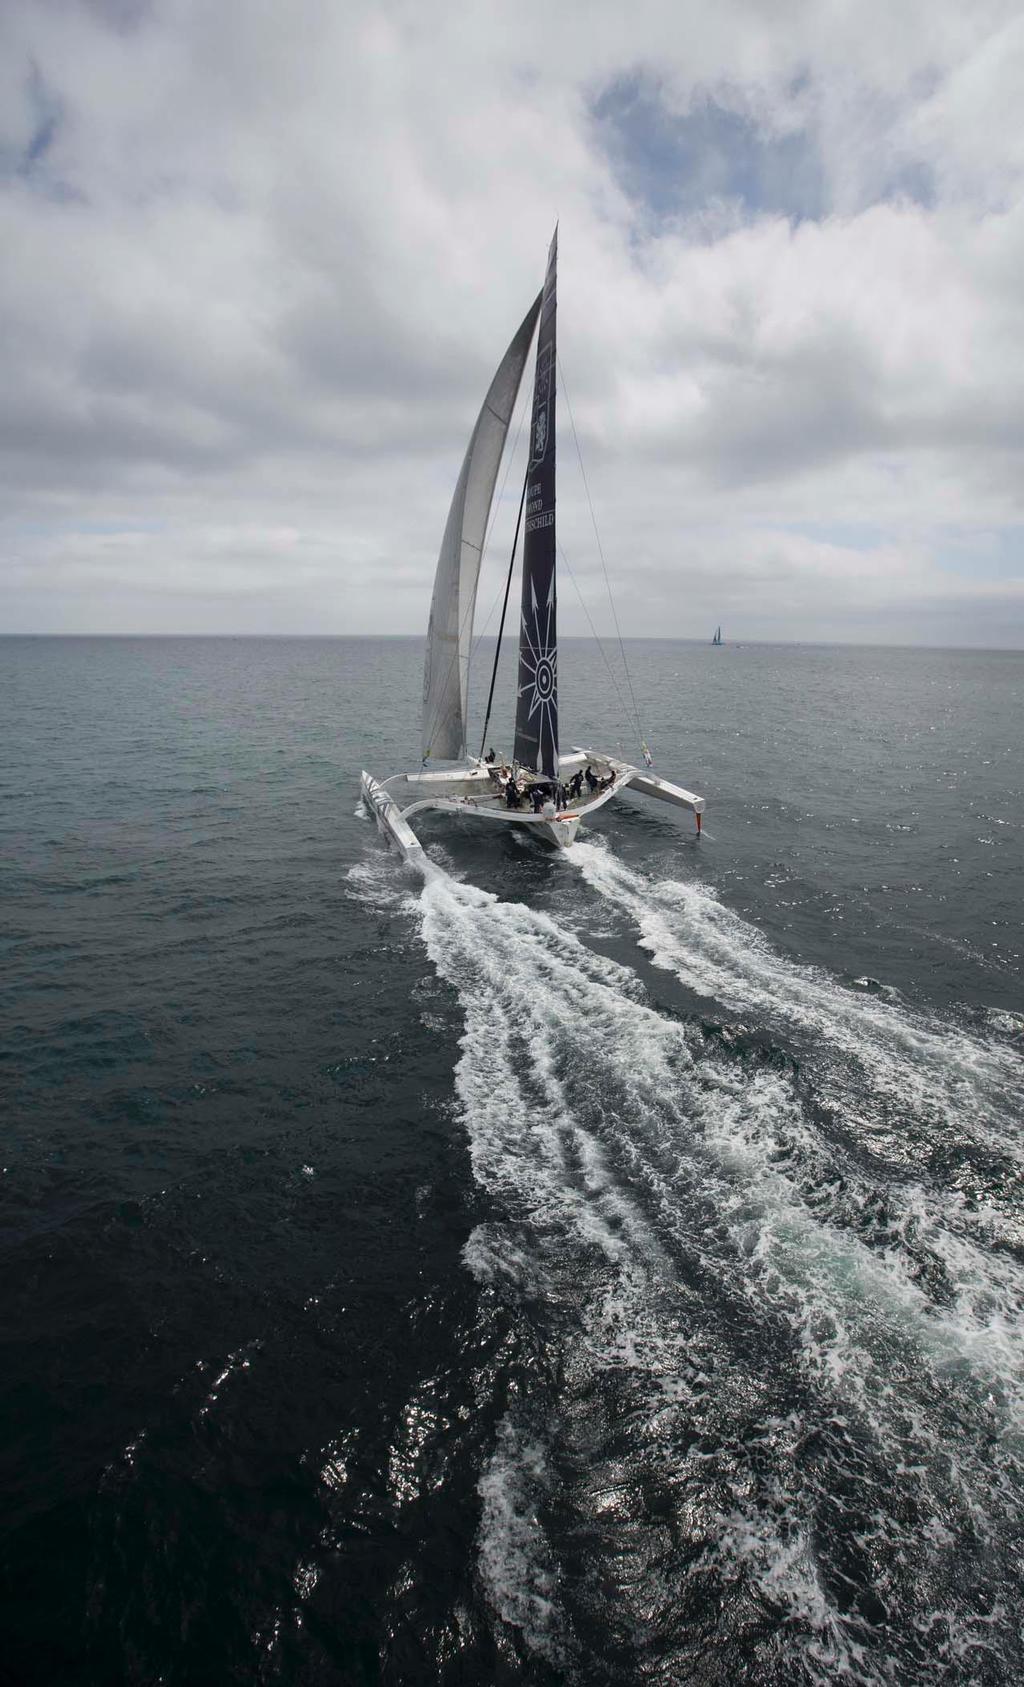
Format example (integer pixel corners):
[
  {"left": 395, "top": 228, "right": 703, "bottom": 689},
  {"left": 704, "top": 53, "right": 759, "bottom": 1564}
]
[{"left": 517, "top": 576, "right": 558, "bottom": 772}]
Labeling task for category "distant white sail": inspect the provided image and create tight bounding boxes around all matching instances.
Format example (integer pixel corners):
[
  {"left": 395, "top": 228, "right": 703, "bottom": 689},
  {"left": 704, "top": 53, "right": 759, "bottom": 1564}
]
[{"left": 421, "top": 293, "right": 541, "bottom": 761}]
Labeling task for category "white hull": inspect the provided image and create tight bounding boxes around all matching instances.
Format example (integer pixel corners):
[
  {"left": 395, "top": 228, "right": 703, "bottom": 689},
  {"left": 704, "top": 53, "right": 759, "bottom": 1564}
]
[{"left": 360, "top": 750, "right": 703, "bottom": 866}]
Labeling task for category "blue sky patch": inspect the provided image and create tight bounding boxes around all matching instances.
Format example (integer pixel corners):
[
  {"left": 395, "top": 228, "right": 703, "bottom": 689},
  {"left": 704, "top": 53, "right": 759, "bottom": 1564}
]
[
  {"left": 22, "top": 63, "right": 62, "bottom": 171},
  {"left": 592, "top": 74, "right": 827, "bottom": 223}
]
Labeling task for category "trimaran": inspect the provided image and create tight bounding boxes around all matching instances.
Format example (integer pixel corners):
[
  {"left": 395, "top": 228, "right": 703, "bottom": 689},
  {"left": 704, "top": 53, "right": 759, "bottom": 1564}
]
[{"left": 361, "top": 231, "right": 704, "bottom": 862}]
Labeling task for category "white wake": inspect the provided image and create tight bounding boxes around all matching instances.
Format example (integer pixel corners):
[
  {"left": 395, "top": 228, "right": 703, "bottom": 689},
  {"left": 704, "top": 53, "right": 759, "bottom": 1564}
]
[
  {"left": 348, "top": 844, "right": 1024, "bottom": 1681},
  {"left": 571, "top": 839, "right": 1023, "bottom": 1165}
]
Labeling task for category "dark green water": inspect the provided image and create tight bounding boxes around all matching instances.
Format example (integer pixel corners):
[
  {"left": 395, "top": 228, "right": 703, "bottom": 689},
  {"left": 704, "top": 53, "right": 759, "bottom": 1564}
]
[{"left": 2, "top": 635, "right": 1022, "bottom": 1684}]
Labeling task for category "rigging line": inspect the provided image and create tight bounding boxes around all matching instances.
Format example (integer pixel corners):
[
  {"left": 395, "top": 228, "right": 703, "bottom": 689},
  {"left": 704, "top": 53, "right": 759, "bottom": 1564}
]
[
  {"left": 557, "top": 538, "right": 636, "bottom": 744},
  {"left": 558, "top": 354, "right": 646, "bottom": 747},
  {"left": 479, "top": 457, "right": 531, "bottom": 759},
  {"left": 421, "top": 382, "right": 531, "bottom": 762}
]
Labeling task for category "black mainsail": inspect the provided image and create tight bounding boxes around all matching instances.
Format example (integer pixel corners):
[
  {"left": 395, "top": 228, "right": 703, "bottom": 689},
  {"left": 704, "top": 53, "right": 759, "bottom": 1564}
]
[{"left": 513, "top": 228, "right": 558, "bottom": 779}]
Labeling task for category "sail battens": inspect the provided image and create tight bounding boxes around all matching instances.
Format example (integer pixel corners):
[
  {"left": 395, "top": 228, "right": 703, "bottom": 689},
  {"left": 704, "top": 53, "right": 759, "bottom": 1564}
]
[
  {"left": 513, "top": 229, "right": 559, "bottom": 779},
  {"left": 421, "top": 291, "right": 542, "bottom": 762}
]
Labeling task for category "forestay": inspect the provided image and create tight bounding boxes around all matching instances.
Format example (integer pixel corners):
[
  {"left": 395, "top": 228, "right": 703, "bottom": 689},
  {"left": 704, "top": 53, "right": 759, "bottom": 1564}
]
[{"left": 421, "top": 292, "right": 542, "bottom": 761}]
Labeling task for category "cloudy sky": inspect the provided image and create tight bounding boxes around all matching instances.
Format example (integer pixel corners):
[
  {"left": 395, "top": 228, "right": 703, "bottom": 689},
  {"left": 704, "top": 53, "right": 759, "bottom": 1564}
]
[{"left": 2, "top": 0, "right": 1023, "bottom": 645}]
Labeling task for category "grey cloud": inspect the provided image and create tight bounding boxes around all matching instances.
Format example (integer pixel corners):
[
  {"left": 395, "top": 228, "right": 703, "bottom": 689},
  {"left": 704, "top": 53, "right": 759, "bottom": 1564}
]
[
  {"left": 0, "top": 0, "right": 1022, "bottom": 644},
  {"left": 681, "top": 332, "right": 884, "bottom": 486}
]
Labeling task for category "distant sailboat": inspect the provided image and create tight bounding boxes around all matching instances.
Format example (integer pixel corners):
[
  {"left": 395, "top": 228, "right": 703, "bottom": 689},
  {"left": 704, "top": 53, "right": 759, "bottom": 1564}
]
[
  {"left": 361, "top": 231, "right": 705, "bottom": 859},
  {"left": 712, "top": 626, "right": 722, "bottom": 646}
]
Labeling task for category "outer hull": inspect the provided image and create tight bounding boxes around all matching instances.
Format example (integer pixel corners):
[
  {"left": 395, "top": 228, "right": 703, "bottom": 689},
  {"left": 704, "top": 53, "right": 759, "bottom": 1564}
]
[
  {"left": 360, "top": 751, "right": 703, "bottom": 866},
  {"left": 360, "top": 772, "right": 427, "bottom": 863}
]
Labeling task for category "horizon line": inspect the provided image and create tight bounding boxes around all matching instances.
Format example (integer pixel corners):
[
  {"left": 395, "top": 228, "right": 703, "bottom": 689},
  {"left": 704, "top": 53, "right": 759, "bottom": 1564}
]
[{"left": 2, "top": 632, "right": 1022, "bottom": 653}]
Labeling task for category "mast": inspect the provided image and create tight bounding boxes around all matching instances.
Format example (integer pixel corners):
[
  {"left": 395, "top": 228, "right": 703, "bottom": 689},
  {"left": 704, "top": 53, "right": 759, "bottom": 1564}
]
[{"left": 513, "top": 228, "right": 559, "bottom": 780}]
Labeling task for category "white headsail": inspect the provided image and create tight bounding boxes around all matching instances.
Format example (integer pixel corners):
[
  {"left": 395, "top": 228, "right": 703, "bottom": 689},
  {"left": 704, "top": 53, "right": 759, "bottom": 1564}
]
[{"left": 421, "top": 292, "right": 541, "bottom": 761}]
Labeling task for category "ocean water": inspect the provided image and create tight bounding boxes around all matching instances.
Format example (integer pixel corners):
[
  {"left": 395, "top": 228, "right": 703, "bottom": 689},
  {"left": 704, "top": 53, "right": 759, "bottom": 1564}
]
[{"left": 2, "top": 633, "right": 1023, "bottom": 1686}]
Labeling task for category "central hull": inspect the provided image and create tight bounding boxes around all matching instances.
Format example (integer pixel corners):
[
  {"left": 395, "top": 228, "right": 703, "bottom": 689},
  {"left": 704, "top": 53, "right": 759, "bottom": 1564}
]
[
  {"left": 521, "top": 815, "right": 579, "bottom": 849},
  {"left": 360, "top": 752, "right": 704, "bottom": 868},
  {"left": 361, "top": 768, "right": 583, "bottom": 856},
  {"left": 477, "top": 809, "right": 580, "bottom": 849}
]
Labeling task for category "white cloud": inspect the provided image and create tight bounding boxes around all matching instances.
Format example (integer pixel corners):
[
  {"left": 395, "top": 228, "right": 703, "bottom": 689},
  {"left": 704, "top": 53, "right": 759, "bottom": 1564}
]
[{"left": 1, "top": 0, "right": 1022, "bottom": 644}]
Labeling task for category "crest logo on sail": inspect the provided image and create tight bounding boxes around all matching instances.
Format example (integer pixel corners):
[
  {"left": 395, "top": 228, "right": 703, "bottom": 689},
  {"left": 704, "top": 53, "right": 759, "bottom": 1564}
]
[{"left": 534, "top": 406, "right": 548, "bottom": 460}]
